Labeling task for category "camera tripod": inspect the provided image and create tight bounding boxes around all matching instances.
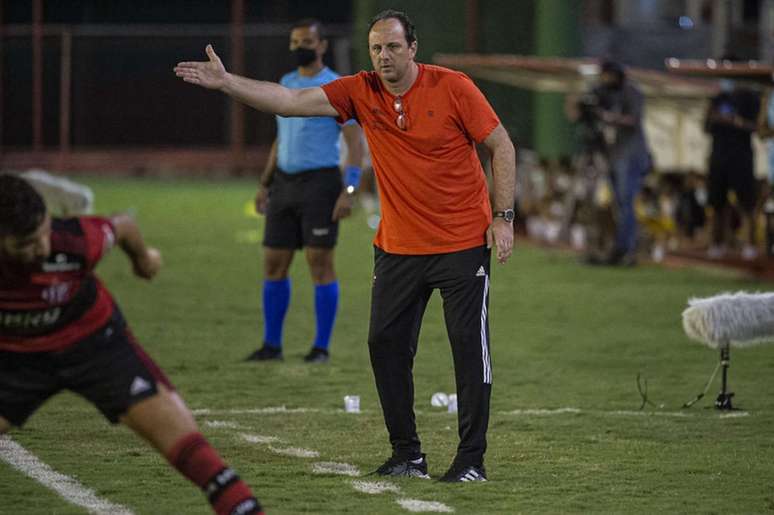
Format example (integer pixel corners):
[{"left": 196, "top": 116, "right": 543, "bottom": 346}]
[{"left": 682, "top": 342, "right": 736, "bottom": 410}]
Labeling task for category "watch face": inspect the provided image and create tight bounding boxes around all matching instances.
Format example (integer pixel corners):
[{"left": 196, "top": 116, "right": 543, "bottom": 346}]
[{"left": 497, "top": 209, "right": 514, "bottom": 222}]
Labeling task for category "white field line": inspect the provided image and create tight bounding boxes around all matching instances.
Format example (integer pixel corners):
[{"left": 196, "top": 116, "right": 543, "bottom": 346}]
[
  {"left": 239, "top": 433, "right": 281, "bottom": 445},
  {"left": 719, "top": 412, "right": 750, "bottom": 418},
  {"left": 192, "top": 406, "right": 320, "bottom": 416},
  {"left": 204, "top": 420, "right": 240, "bottom": 428},
  {"left": 0, "top": 436, "right": 134, "bottom": 515},
  {"left": 497, "top": 407, "right": 751, "bottom": 418},
  {"left": 397, "top": 499, "right": 455, "bottom": 513},
  {"left": 350, "top": 480, "right": 401, "bottom": 494},
  {"left": 311, "top": 462, "right": 361, "bottom": 476},
  {"left": 501, "top": 408, "right": 581, "bottom": 416},
  {"left": 609, "top": 410, "right": 693, "bottom": 418},
  {"left": 268, "top": 446, "right": 320, "bottom": 458}
]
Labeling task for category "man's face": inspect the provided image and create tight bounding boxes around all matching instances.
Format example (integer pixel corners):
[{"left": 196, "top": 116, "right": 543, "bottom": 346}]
[
  {"left": 368, "top": 18, "right": 417, "bottom": 84},
  {"left": 289, "top": 25, "right": 327, "bottom": 60},
  {"left": 0, "top": 214, "right": 52, "bottom": 267}
]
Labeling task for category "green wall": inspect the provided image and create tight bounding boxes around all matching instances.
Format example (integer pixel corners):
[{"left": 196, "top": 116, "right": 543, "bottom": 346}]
[{"left": 533, "top": 0, "right": 581, "bottom": 159}]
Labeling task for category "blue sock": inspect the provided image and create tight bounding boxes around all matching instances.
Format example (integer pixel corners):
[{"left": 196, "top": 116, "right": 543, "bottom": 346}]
[
  {"left": 313, "top": 281, "right": 339, "bottom": 351},
  {"left": 263, "top": 278, "right": 290, "bottom": 348}
]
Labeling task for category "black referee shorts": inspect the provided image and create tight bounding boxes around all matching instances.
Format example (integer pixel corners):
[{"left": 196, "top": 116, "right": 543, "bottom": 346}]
[
  {"left": 368, "top": 245, "right": 492, "bottom": 465},
  {"left": 0, "top": 308, "right": 173, "bottom": 427},
  {"left": 263, "top": 167, "right": 343, "bottom": 249}
]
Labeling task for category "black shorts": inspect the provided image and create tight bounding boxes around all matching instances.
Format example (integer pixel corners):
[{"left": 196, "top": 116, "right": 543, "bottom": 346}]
[
  {"left": 707, "top": 151, "right": 756, "bottom": 212},
  {"left": 0, "top": 308, "right": 173, "bottom": 427},
  {"left": 263, "top": 167, "right": 342, "bottom": 249}
]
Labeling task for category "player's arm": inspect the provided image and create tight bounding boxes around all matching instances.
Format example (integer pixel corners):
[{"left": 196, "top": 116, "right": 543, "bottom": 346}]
[
  {"left": 110, "top": 214, "right": 162, "bottom": 280},
  {"left": 483, "top": 123, "right": 516, "bottom": 265},
  {"left": 332, "top": 124, "right": 364, "bottom": 222},
  {"left": 255, "top": 139, "right": 278, "bottom": 215},
  {"left": 174, "top": 45, "right": 338, "bottom": 117}
]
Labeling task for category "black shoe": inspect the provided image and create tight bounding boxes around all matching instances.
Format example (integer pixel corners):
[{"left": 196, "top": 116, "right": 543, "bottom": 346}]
[
  {"left": 303, "top": 347, "right": 329, "bottom": 363},
  {"left": 244, "top": 345, "right": 283, "bottom": 361},
  {"left": 439, "top": 463, "right": 487, "bottom": 483},
  {"left": 372, "top": 454, "right": 430, "bottom": 479}
]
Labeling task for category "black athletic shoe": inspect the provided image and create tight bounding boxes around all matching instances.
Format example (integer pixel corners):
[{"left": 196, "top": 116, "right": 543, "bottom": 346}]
[
  {"left": 438, "top": 463, "right": 487, "bottom": 483},
  {"left": 244, "top": 345, "right": 283, "bottom": 361},
  {"left": 373, "top": 454, "right": 430, "bottom": 479},
  {"left": 303, "top": 347, "right": 329, "bottom": 363}
]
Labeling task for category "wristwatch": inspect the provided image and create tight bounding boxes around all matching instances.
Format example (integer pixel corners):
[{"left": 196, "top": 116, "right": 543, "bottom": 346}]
[
  {"left": 345, "top": 185, "right": 356, "bottom": 195},
  {"left": 493, "top": 209, "right": 515, "bottom": 223}
]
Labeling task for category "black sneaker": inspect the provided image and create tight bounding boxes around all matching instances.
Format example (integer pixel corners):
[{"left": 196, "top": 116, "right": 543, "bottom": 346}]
[
  {"left": 439, "top": 463, "right": 487, "bottom": 482},
  {"left": 373, "top": 454, "right": 430, "bottom": 479},
  {"left": 244, "top": 345, "right": 283, "bottom": 361},
  {"left": 303, "top": 347, "right": 329, "bottom": 363}
]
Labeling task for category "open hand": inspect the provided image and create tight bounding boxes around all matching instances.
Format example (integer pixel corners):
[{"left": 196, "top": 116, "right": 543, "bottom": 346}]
[{"left": 174, "top": 44, "right": 228, "bottom": 90}]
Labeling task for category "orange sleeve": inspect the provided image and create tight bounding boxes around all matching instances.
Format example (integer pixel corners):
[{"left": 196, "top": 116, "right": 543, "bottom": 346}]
[
  {"left": 321, "top": 75, "right": 359, "bottom": 124},
  {"left": 452, "top": 73, "right": 501, "bottom": 143}
]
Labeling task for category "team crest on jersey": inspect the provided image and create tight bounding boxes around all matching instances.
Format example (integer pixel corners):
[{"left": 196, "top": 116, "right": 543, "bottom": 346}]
[{"left": 41, "top": 282, "right": 71, "bottom": 304}]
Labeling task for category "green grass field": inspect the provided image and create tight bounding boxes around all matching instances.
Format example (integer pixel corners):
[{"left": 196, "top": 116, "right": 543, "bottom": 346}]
[{"left": 2, "top": 177, "right": 773, "bottom": 514}]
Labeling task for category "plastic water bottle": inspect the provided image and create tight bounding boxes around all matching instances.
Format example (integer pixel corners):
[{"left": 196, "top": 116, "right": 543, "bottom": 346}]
[
  {"left": 344, "top": 395, "right": 360, "bottom": 413},
  {"left": 447, "top": 394, "right": 458, "bottom": 413}
]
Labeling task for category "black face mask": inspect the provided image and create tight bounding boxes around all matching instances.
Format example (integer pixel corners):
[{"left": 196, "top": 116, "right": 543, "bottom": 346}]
[{"left": 292, "top": 47, "right": 317, "bottom": 67}]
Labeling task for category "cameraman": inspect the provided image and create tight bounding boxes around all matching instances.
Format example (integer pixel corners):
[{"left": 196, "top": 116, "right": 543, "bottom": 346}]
[{"left": 568, "top": 60, "right": 651, "bottom": 265}]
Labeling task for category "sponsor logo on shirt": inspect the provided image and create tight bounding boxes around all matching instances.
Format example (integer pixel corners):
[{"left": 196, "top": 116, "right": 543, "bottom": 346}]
[
  {"left": 0, "top": 307, "right": 62, "bottom": 329},
  {"left": 42, "top": 253, "right": 81, "bottom": 272}
]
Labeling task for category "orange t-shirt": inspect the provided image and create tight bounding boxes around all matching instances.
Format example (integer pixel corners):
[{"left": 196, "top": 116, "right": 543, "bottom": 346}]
[{"left": 321, "top": 63, "right": 500, "bottom": 254}]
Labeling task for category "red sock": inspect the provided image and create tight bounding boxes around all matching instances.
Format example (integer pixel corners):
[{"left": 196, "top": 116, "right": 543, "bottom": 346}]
[{"left": 166, "top": 432, "right": 263, "bottom": 515}]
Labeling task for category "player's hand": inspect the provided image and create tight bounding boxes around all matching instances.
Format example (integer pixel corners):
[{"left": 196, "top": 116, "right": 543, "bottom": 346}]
[
  {"left": 255, "top": 187, "right": 269, "bottom": 215},
  {"left": 332, "top": 191, "right": 354, "bottom": 221},
  {"left": 486, "top": 218, "right": 514, "bottom": 265},
  {"left": 174, "top": 44, "right": 228, "bottom": 90},
  {"left": 133, "top": 247, "right": 162, "bottom": 280}
]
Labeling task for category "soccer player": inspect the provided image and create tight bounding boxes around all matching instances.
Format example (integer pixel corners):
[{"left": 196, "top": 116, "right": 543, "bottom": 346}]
[
  {"left": 175, "top": 9, "right": 515, "bottom": 482},
  {"left": 246, "top": 18, "right": 364, "bottom": 364},
  {"left": 0, "top": 175, "right": 263, "bottom": 515}
]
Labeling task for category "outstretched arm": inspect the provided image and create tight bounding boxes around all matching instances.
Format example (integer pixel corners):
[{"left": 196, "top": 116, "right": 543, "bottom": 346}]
[
  {"left": 110, "top": 214, "right": 162, "bottom": 280},
  {"left": 483, "top": 123, "right": 516, "bottom": 265},
  {"left": 174, "top": 44, "right": 338, "bottom": 117}
]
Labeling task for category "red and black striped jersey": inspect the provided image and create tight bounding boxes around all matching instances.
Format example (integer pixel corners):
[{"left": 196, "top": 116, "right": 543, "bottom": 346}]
[{"left": 0, "top": 216, "right": 116, "bottom": 352}]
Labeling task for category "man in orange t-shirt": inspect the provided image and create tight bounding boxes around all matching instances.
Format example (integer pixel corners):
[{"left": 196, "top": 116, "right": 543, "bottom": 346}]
[{"left": 175, "top": 9, "right": 516, "bottom": 483}]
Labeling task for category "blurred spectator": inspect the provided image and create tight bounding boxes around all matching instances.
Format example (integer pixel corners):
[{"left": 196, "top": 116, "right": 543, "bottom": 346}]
[
  {"left": 567, "top": 60, "right": 651, "bottom": 265},
  {"left": 757, "top": 87, "right": 774, "bottom": 257},
  {"left": 675, "top": 171, "right": 708, "bottom": 249},
  {"left": 704, "top": 76, "right": 760, "bottom": 261},
  {"left": 757, "top": 87, "right": 774, "bottom": 185}
]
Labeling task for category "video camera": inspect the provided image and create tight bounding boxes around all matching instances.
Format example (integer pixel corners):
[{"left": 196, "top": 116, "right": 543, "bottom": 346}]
[{"left": 576, "top": 92, "right": 601, "bottom": 125}]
